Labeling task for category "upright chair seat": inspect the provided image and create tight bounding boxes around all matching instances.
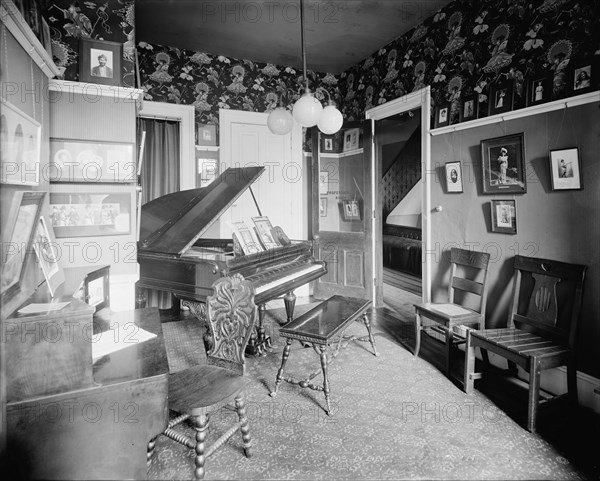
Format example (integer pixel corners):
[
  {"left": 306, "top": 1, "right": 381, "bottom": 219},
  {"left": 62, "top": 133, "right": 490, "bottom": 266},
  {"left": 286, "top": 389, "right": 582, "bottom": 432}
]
[
  {"left": 464, "top": 255, "right": 586, "bottom": 433},
  {"left": 148, "top": 274, "right": 257, "bottom": 479},
  {"left": 413, "top": 247, "right": 491, "bottom": 378}
]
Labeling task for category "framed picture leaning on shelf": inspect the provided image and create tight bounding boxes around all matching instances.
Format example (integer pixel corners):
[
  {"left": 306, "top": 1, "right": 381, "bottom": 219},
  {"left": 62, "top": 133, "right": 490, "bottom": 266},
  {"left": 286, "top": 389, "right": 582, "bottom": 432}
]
[
  {"left": 79, "top": 38, "right": 122, "bottom": 86},
  {"left": 489, "top": 79, "right": 514, "bottom": 116}
]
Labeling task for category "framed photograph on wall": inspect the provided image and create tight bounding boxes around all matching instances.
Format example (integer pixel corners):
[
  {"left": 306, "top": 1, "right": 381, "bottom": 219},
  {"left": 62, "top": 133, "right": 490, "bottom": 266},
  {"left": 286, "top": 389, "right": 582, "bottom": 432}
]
[
  {"left": 480, "top": 133, "right": 526, "bottom": 194},
  {"left": 79, "top": 38, "right": 122, "bottom": 86},
  {"left": 33, "top": 216, "right": 65, "bottom": 297},
  {"left": 1, "top": 191, "right": 45, "bottom": 302},
  {"left": 549, "top": 147, "right": 582, "bottom": 191},
  {"left": 319, "top": 171, "right": 329, "bottom": 195},
  {"left": 343, "top": 128, "right": 360, "bottom": 152},
  {"left": 459, "top": 96, "right": 478, "bottom": 123},
  {"left": 434, "top": 103, "right": 450, "bottom": 128},
  {"left": 49, "top": 191, "right": 132, "bottom": 238},
  {"left": 319, "top": 197, "right": 327, "bottom": 217},
  {"left": 340, "top": 200, "right": 361, "bottom": 221},
  {"left": 445, "top": 161, "right": 463, "bottom": 193},
  {"left": 489, "top": 79, "right": 514, "bottom": 116},
  {"left": 49, "top": 139, "right": 136, "bottom": 183},
  {"left": 0, "top": 98, "right": 41, "bottom": 185},
  {"left": 526, "top": 75, "right": 551, "bottom": 107},
  {"left": 491, "top": 199, "right": 517, "bottom": 234}
]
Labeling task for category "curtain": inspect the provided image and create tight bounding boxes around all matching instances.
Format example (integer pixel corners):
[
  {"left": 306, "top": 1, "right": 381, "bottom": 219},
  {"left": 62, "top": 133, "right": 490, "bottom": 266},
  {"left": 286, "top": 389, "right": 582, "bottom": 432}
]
[
  {"left": 138, "top": 117, "right": 180, "bottom": 204},
  {"left": 137, "top": 117, "right": 180, "bottom": 308}
]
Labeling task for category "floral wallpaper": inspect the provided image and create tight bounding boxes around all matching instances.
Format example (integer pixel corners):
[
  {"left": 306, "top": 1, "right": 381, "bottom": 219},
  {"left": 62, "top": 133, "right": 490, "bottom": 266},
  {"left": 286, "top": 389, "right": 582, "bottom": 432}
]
[
  {"left": 340, "top": 0, "right": 600, "bottom": 124},
  {"left": 44, "top": 1, "right": 135, "bottom": 87},
  {"left": 136, "top": 42, "right": 341, "bottom": 131},
  {"left": 134, "top": 0, "right": 598, "bottom": 133}
]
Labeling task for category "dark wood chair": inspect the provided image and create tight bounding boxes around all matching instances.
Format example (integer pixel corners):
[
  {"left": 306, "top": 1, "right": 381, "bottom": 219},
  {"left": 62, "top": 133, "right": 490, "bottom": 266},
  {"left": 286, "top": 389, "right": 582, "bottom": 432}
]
[
  {"left": 413, "top": 248, "right": 491, "bottom": 378},
  {"left": 148, "top": 274, "right": 257, "bottom": 479},
  {"left": 464, "top": 255, "right": 587, "bottom": 433}
]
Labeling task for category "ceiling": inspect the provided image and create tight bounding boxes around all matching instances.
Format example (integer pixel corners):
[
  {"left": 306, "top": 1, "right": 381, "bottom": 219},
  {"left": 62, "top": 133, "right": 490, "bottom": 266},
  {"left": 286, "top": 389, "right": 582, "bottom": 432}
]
[{"left": 136, "top": 0, "right": 452, "bottom": 75}]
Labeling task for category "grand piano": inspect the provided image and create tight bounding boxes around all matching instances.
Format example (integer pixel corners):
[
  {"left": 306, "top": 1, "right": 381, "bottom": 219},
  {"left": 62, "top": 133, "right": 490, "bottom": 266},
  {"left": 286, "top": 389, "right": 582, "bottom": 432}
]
[{"left": 136, "top": 166, "right": 327, "bottom": 354}]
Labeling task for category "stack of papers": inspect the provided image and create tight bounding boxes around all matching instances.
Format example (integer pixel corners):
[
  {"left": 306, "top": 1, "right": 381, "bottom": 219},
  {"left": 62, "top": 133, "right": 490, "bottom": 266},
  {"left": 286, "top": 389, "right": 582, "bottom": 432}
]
[
  {"left": 92, "top": 323, "right": 157, "bottom": 361},
  {"left": 18, "top": 302, "right": 71, "bottom": 315}
]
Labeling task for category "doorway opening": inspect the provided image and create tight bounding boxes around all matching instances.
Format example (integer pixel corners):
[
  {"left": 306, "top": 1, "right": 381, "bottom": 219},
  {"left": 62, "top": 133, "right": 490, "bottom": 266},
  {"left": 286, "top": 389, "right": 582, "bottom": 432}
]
[{"left": 377, "top": 109, "right": 422, "bottom": 297}]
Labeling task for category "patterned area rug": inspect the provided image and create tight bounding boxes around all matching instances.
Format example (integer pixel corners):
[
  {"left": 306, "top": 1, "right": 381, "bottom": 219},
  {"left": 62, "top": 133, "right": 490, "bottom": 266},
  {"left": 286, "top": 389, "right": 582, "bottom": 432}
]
[{"left": 149, "top": 305, "right": 584, "bottom": 480}]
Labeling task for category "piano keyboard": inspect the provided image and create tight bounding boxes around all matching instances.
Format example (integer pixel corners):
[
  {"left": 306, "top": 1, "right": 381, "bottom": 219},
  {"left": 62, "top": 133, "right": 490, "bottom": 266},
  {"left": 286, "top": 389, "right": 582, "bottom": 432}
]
[{"left": 254, "top": 263, "right": 323, "bottom": 295}]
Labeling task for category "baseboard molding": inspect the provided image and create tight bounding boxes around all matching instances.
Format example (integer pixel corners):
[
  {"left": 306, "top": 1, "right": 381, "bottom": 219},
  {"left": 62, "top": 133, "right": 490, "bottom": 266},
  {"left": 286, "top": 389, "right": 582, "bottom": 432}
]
[{"left": 484, "top": 352, "right": 600, "bottom": 414}]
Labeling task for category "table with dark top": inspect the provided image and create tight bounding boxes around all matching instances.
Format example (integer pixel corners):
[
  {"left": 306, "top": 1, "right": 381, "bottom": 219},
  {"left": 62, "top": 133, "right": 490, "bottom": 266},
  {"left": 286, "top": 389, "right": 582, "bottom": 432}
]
[{"left": 269, "top": 295, "right": 378, "bottom": 414}]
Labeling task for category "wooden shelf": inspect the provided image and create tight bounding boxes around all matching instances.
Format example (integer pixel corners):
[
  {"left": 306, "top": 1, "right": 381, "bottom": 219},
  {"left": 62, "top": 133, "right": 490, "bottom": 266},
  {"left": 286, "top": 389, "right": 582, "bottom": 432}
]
[
  {"left": 320, "top": 148, "right": 364, "bottom": 158},
  {"left": 1, "top": 0, "right": 61, "bottom": 78},
  {"left": 195, "top": 145, "right": 219, "bottom": 151},
  {"left": 48, "top": 79, "right": 144, "bottom": 112},
  {"left": 430, "top": 91, "right": 600, "bottom": 136}
]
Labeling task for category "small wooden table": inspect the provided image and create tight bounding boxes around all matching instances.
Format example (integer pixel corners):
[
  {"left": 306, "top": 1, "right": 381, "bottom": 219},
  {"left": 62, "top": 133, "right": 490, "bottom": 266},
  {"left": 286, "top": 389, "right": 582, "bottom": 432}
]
[{"left": 270, "top": 295, "right": 378, "bottom": 414}]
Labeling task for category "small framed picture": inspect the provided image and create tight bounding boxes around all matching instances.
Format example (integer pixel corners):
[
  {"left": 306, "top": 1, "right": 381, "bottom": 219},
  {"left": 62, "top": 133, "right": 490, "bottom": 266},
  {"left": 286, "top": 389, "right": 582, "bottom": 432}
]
[
  {"left": 489, "top": 79, "right": 514, "bottom": 116},
  {"left": 459, "top": 96, "right": 478, "bottom": 122},
  {"left": 480, "top": 133, "right": 526, "bottom": 194},
  {"left": 319, "top": 197, "right": 327, "bottom": 217},
  {"left": 341, "top": 200, "right": 361, "bottom": 221},
  {"left": 570, "top": 62, "right": 594, "bottom": 95},
  {"left": 526, "top": 76, "right": 551, "bottom": 107},
  {"left": 251, "top": 216, "right": 279, "bottom": 249},
  {"left": 319, "top": 171, "right": 329, "bottom": 195},
  {"left": 49, "top": 139, "right": 136, "bottom": 183},
  {"left": 445, "top": 161, "right": 463, "bottom": 193},
  {"left": 343, "top": 128, "right": 360, "bottom": 152},
  {"left": 320, "top": 133, "right": 341, "bottom": 153},
  {"left": 232, "top": 220, "right": 263, "bottom": 255},
  {"left": 33, "top": 216, "right": 65, "bottom": 297},
  {"left": 549, "top": 147, "right": 582, "bottom": 191},
  {"left": 79, "top": 38, "right": 122, "bottom": 86},
  {"left": 491, "top": 200, "right": 517, "bottom": 234},
  {"left": 49, "top": 191, "right": 133, "bottom": 237},
  {"left": 434, "top": 103, "right": 450, "bottom": 128}
]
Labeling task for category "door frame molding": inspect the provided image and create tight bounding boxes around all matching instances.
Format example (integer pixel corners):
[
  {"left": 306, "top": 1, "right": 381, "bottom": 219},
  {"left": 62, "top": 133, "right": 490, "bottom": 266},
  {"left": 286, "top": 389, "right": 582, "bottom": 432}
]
[
  {"left": 365, "top": 87, "right": 432, "bottom": 304},
  {"left": 137, "top": 101, "right": 196, "bottom": 190}
]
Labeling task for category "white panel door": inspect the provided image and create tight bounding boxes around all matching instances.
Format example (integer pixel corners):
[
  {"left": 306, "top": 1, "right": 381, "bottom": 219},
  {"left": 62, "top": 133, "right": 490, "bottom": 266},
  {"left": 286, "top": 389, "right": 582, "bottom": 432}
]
[{"left": 218, "top": 110, "right": 305, "bottom": 242}]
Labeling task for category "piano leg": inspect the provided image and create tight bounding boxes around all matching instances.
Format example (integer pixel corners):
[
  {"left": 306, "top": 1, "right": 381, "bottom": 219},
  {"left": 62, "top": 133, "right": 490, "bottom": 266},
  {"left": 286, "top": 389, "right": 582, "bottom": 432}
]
[
  {"left": 246, "top": 304, "right": 273, "bottom": 357},
  {"left": 283, "top": 291, "right": 296, "bottom": 324}
]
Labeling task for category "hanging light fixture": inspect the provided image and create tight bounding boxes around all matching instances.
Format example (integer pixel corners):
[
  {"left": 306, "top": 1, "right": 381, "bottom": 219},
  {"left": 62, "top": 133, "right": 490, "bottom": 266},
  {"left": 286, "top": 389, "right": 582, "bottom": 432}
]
[{"left": 267, "top": 0, "right": 342, "bottom": 135}]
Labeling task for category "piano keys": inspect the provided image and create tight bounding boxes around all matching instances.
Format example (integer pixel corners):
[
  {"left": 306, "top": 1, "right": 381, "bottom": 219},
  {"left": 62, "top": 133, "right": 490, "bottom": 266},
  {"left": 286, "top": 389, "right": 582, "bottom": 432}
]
[{"left": 136, "top": 166, "right": 327, "bottom": 354}]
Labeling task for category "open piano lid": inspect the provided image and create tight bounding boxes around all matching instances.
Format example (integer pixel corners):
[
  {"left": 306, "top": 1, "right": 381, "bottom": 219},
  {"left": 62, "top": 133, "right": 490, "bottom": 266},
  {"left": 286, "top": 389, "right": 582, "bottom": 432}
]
[{"left": 138, "top": 166, "right": 265, "bottom": 255}]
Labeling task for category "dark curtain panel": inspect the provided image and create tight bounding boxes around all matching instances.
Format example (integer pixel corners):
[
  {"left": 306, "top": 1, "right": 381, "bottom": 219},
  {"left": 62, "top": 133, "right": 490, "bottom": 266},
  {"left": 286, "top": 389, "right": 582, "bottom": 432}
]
[
  {"left": 138, "top": 118, "right": 180, "bottom": 204},
  {"left": 137, "top": 117, "right": 180, "bottom": 308}
]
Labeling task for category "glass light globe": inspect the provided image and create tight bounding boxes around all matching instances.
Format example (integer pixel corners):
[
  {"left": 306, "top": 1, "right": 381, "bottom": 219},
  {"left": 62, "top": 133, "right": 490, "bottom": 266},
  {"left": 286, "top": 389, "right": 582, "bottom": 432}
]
[
  {"left": 267, "top": 107, "right": 293, "bottom": 135},
  {"left": 317, "top": 105, "right": 343, "bottom": 134},
  {"left": 292, "top": 92, "right": 323, "bottom": 127}
]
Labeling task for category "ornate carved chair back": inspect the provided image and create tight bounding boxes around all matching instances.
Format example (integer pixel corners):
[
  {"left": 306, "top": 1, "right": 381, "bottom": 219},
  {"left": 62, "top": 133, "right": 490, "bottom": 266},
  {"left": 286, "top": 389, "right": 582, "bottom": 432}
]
[
  {"left": 206, "top": 273, "right": 257, "bottom": 375},
  {"left": 509, "top": 255, "right": 586, "bottom": 347}
]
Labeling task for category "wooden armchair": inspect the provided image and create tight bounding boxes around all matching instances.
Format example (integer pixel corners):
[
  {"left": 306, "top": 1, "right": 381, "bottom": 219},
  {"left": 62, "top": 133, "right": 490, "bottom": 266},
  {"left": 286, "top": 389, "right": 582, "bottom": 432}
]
[
  {"left": 413, "top": 248, "right": 491, "bottom": 378},
  {"left": 464, "top": 255, "right": 586, "bottom": 433},
  {"left": 148, "top": 274, "right": 257, "bottom": 479}
]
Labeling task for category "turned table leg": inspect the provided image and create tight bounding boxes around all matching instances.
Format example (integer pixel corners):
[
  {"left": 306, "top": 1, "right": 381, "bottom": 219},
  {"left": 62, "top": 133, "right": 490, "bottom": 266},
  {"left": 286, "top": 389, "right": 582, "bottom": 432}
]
[
  {"left": 270, "top": 338, "right": 293, "bottom": 397},
  {"left": 319, "top": 345, "right": 331, "bottom": 415}
]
